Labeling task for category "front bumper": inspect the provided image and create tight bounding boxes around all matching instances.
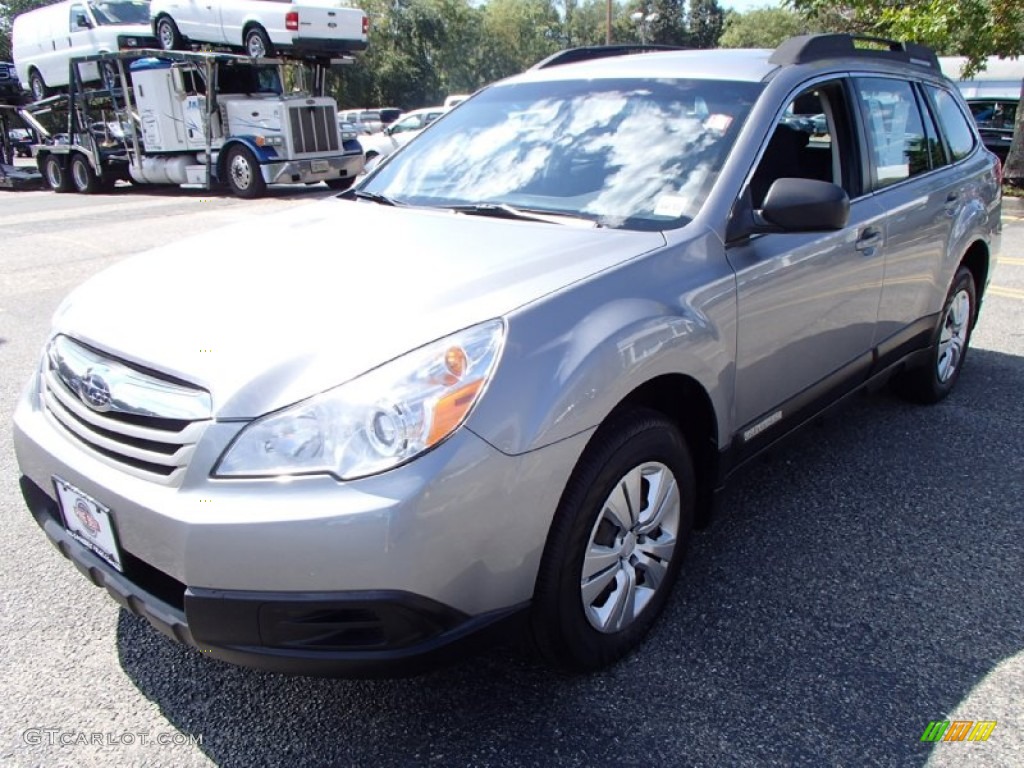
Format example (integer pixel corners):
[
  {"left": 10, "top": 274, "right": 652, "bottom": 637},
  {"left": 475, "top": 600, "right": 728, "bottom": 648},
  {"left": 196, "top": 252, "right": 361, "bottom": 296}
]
[
  {"left": 21, "top": 475, "right": 525, "bottom": 676},
  {"left": 13, "top": 368, "right": 587, "bottom": 674},
  {"left": 261, "top": 152, "right": 363, "bottom": 185}
]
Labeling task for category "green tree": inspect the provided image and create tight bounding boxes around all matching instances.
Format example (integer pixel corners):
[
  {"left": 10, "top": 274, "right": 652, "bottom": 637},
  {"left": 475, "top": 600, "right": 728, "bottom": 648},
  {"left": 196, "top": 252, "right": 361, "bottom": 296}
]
[
  {"left": 719, "top": 6, "right": 815, "bottom": 48},
  {"left": 687, "top": 0, "right": 724, "bottom": 48},
  {"left": 791, "top": 0, "right": 1024, "bottom": 181},
  {"left": 1, "top": 0, "right": 54, "bottom": 60}
]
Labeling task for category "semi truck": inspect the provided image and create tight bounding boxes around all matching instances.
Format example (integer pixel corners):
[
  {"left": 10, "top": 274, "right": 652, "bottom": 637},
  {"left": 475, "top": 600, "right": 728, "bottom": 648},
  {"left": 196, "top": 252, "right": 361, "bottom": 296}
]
[{"left": 29, "top": 49, "right": 364, "bottom": 197}]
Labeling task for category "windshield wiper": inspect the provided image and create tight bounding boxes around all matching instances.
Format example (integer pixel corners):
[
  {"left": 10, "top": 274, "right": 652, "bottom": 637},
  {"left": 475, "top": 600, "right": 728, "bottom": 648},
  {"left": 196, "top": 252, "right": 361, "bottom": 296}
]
[
  {"left": 449, "top": 203, "right": 600, "bottom": 227},
  {"left": 347, "top": 189, "right": 400, "bottom": 206}
]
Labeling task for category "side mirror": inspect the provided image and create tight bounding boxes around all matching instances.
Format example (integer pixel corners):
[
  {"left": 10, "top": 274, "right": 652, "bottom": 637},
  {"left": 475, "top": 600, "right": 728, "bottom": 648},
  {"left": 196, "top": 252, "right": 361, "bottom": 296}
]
[
  {"left": 761, "top": 178, "right": 850, "bottom": 231},
  {"left": 75, "top": 14, "right": 92, "bottom": 29}
]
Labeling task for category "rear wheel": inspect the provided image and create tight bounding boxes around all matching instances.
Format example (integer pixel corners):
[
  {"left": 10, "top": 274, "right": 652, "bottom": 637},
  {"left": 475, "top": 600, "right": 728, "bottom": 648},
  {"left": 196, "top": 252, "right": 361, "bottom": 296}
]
[
  {"left": 29, "top": 70, "right": 49, "bottom": 101},
  {"left": 893, "top": 266, "right": 977, "bottom": 404},
  {"left": 70, "top": 153, "right": 101, "bottom": 194},
  {"left": 244, "top": 26, "right": 274, "bottom": 58},
  {"left": 41, "top": 154, "right": 72, "bottom": 193},
  {"left": 530, "top": 407, "right": 695, "bottom": 671},
  {"left": 225, "top": 145, "right": 266, "bottom": 199},
  {"left": 156, "top": 16, "right": 184, "bottom": 50}
]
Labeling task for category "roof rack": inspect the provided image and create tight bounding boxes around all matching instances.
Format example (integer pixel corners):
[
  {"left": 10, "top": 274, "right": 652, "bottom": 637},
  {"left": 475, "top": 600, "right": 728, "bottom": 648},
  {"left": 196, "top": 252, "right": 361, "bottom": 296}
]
[
  {"left": 770, "top": 34, "right": 940, "bottom": 72},
  {"left": 531, "top": 44, "right": 685, "bottom": 70}
]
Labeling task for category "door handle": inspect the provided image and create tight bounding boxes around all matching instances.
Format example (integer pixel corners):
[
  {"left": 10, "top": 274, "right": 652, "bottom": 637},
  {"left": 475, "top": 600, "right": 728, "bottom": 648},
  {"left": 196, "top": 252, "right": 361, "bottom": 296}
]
[
  {"left": 944, "top": 192, "right": 959, "bottom": 216},
  {"left": 855, "top": 227, "right": 883, "bottom": 252}
]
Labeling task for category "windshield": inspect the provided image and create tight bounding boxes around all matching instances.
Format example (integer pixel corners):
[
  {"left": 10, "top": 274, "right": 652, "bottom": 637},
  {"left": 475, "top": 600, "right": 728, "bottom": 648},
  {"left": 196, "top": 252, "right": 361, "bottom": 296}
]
[
  {"left": 361, "top": 77, "right": 761, "bottom": 230},
  {"left": 89, "top": 0, "right": 150, "bottom": 24}
]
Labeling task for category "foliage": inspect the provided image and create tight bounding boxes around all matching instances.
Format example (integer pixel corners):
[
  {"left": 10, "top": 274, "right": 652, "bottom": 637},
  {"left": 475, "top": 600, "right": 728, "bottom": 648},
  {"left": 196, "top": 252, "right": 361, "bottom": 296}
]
[
  {"left": 719, "top": 6, "right": 815, "bottom": 48},
  {"left": 790, "top": 0, "right": 1024, "bottom": 200},
  {"left": 1, "top": 0, "right": 54, "bottom": 60}
]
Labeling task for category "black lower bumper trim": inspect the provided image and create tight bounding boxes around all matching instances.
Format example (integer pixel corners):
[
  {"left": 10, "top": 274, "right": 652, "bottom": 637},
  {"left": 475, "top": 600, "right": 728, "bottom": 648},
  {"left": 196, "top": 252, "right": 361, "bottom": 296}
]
[{"left": 19, "top": 475, "right": 528, "bottom": 677}]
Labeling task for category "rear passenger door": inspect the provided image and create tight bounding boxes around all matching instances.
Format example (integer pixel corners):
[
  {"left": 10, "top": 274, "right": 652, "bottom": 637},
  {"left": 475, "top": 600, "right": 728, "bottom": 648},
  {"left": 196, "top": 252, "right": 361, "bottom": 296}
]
[
  {"left": 728, "top": 79, "right": 887, "bottom": 436},
  {"left": 854, "top": 77, "right": 974, "bottom": 360}
]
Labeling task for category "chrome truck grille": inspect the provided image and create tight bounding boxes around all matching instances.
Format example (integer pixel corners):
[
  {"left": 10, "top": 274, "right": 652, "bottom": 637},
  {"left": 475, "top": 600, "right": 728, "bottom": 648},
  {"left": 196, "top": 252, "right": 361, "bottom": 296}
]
[
  {"left": 42, "top": 335, "right": 212, "bottom": 485},
  {"left": 288, "top": 104, "right": 340, "bottom": 155}
]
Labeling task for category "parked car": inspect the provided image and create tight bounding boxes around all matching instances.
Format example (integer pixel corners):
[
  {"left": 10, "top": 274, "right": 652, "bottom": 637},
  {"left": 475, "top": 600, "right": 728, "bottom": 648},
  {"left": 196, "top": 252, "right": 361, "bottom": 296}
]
[
  {"left": 337, "top": 108, "right": 402, "bottom": 135},
  {"left": 939, "top": 56, "right": 1022, "bottom": 161},
  {"left": 957, "top": 81, "right": 1021, "bottom": 162},
  {"left": 12, "top": 0, "right": 156, "bottom": 101},
  {"left": 13, "top": 34, "right": 1000, "bottom": 677},
  {"left": 0, "top": 61, "right": 26, "bottom": 104},
  {"left": 151, "top": 0, "right": 369, "bottom": 58},
  {"left": 358, "top": 105, "right": 446, "bottom": 166},
  {"left": 7, "top": 128, "right": 36, "bottom": 156}
]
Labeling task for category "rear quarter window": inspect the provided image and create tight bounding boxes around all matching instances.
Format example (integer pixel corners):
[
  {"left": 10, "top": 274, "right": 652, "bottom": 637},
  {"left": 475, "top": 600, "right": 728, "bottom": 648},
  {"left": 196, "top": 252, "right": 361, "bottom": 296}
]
[{"left": 926, "top": 86, "right": 976, "bottom": 162}]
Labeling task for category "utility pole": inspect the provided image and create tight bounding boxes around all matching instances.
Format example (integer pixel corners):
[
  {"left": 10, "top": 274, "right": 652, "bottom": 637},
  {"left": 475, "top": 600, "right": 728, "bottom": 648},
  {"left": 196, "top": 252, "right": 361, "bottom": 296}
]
[{"left": 606, "top": 0, "right": 612, "bottom": 45}]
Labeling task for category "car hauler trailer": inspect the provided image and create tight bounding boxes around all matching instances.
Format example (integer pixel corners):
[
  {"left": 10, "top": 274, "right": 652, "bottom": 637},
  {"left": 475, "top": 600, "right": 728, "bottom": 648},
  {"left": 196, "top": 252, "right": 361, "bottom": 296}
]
[
  {"left": 29, "top": 49, "right": 363, "bottom": 197},
  {"left": 0, "top": 105, "right": 45, "bottom": 190}
]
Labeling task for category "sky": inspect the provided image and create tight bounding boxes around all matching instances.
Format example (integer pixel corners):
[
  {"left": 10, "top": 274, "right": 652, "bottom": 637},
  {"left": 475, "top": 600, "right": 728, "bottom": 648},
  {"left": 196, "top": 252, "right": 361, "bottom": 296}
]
[{"left": 723, "top": 0, "right": 781, "bottom": 13}]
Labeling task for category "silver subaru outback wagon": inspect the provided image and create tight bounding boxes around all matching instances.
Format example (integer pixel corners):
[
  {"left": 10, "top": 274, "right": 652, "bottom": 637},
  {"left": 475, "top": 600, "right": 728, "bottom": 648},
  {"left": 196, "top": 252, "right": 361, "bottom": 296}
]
[{"left": 14, "top": 34, "right": 1001, "bottom": 675}]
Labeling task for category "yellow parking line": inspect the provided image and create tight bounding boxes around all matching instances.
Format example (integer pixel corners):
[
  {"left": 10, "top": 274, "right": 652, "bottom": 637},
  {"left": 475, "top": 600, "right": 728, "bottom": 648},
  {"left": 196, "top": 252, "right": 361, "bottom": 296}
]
[
  {"left": 998, "top": 257, "right": 1024, "bottom": 266},
  {"left": 988, "top": 285, "right": 1024, "bottom": 300}
]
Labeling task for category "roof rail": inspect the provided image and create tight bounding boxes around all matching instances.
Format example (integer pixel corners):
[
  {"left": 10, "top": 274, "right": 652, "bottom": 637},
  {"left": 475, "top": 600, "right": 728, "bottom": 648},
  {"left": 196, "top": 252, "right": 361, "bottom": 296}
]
[
  {"left": 770, "top": 34, "right": 940, "bottom": 72},
  {"left": 532, "top": 44, "right": 685, "bottom": 70}
]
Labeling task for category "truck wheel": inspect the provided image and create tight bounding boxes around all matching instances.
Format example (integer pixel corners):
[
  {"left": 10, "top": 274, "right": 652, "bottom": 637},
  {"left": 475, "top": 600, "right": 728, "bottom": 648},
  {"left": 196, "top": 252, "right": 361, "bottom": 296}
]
[
  {"left": 325, "top": 177, "right": 354, "bottom": 191},
  {"left": 529, "top": 407, "right": 695, "bottom": 671},
  {"left": 70, "top": 154, "right": 101, "bottom": 194},
  {"left": 244, "top": 26, "right": 274, "bottom": 58},
  {"left": 42, "top": 155, "right": 72, "bottom": 193},
  {"left": 156, "top": 16, "right": 184, "bottom": 51},
  {"left": 29, "top": 70, "right": 49, "bottom": 101},
  {"left": 225, "top": 146, "right": 267, "bottom": 199},
  {"left": 892, "top": 266, "right": 977, "bottom": 404}
]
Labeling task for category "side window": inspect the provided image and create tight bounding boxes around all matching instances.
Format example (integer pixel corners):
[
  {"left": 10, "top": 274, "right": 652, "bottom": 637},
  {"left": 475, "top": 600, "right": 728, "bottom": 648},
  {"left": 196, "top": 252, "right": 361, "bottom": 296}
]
[
  {"left": 854, "top": 77, "right": 930, "bottom": 188},
  {"left": 748, "top": 80, "right": 859, "bottom": 208},
  {"left": 927, "top": 86, "right": 976, "bottom": 162},
  {"left": 69, "top": 4, "right": 89, "bottom": 32}
]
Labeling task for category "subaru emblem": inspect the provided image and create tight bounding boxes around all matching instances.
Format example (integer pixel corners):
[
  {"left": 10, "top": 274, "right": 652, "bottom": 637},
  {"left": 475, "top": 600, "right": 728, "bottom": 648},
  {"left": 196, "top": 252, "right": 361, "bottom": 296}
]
[{"left": 79, "top": 368, "right": 112, "bottom": 412}]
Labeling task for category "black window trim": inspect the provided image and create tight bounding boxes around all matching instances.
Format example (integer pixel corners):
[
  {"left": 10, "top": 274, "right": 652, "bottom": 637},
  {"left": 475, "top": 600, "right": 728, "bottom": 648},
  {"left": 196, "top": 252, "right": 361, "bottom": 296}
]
[
  {"left": 921, "top": 82, "right": 980, "bottom": 166},
  {"left": 851, "top": 73, "right": 964, "bottom": 195}
]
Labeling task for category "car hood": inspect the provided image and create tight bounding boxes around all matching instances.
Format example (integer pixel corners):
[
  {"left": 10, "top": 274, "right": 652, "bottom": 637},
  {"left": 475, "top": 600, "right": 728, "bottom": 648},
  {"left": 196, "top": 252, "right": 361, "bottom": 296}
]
[{"left": 54, "top": 199, "right": 665, "bottom": 418}]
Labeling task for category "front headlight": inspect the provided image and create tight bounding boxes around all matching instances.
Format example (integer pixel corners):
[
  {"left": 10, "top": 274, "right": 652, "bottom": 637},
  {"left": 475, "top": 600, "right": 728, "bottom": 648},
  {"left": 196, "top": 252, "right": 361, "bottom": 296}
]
[{"left": 214, "top": 320, "right": 504, "bottom": 480}]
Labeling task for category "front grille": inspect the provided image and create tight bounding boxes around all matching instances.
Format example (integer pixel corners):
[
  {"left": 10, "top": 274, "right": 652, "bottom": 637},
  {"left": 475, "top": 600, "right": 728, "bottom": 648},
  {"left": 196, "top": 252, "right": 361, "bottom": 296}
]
[
  {"left": 42, "top": 337, "right": 211, "bottom": 486},
  {"left": 288, "top": 104, "right": 339, "bottom": 155}
]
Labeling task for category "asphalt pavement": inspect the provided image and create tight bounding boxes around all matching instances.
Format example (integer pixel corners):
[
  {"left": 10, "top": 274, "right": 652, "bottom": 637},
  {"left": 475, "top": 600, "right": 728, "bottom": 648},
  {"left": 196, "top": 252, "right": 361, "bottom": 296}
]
[{"left": 0, "top": 185, "right": 1021, "bottom": 768}]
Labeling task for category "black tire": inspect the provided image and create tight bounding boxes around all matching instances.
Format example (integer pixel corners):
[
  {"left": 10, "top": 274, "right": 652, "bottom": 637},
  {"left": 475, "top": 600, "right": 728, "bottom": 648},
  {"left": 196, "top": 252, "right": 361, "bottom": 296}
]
[
  {"left": 325, "top": 177, "right": 355, "bottom": 191},
  {"left": 41, "top": 154, "right": 72, "bottom": 193},
  {"left": 29, "top": 70, "right": 49, "bottom": 101},
  {"left": 155, "top": 15, "right": 184, "bottom": 50},
  {"left": 70, "top": 154, "right": 101, "bottom": 194},
  {"left": 224, "top": 145, "right": 266, "bottom": 199},
  {"left": 530, "top": 407, "right": 696, "bottom": 671},
  {"left": 244, "top": 26, "right": 274, "bottom": 58},
  {"left": 892, "top": 266, "right": 977, "bottom": 404}
]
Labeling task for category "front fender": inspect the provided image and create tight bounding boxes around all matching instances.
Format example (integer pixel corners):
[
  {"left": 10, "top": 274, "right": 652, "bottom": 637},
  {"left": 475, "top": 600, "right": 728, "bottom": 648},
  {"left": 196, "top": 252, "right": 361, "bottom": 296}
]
[{"left": 468, "top": 234, "right": 736, "bottom": 456}]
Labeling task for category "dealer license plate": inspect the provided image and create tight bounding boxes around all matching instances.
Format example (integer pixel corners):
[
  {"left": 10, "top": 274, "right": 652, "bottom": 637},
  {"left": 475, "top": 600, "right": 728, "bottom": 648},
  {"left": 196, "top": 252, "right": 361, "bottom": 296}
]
[{"left": 54, "top": 477, "right": 123, "bottom": 572}]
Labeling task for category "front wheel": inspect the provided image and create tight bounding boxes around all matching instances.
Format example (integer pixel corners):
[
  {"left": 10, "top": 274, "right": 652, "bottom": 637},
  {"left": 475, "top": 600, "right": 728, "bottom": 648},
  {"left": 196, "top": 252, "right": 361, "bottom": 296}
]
[
  {"left": 325, "top": 177, "right": 355, "bottom": 191},
  {"left": 530, "top": 407, "right": 695, "bottom": 671},
  {"left": 225, "top": 146, "right": 267, "bottom": 199},
  {"left": 893, "top": 266, "right": 977, "bottom": 404},
  {"left": 156, "top": 16, "right": 184, "bottom": 50}
]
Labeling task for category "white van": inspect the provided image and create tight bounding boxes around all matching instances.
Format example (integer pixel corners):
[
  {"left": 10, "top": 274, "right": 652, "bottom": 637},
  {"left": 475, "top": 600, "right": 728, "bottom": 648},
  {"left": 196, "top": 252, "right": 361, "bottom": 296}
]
[{"left": 13, "top": 1, "right": 155, "bottom": 101}]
